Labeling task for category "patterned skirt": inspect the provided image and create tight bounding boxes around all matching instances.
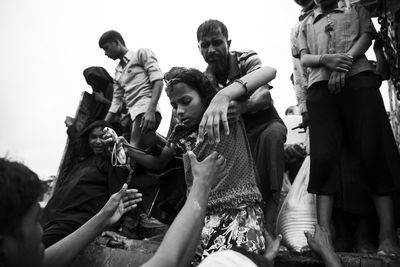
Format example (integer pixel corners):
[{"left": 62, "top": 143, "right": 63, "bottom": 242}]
[{"left": 198, "top": 204, "right": 266, "bottom": 262}]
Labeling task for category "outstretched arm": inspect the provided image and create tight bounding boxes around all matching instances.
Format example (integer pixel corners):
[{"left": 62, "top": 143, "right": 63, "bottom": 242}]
[
  {"left": 123, "top": 142, "right": 176, "bottom": 171},
  {"left": 198, "top": 66, "right": 276, "bottom": 143},
  {"left": 43, "top": 184, "right": 142, "bottom": 267},
  {"left": 143, "top": 151, "right": 227, "bottom": 267}
]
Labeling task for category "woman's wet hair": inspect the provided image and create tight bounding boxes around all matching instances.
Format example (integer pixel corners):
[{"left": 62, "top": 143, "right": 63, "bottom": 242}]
[{"left": 164, "top": 67, "right": 217, "bottom": 108}]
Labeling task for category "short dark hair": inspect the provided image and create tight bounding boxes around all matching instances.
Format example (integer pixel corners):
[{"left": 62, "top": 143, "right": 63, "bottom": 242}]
[
  {"left": 164, "top": 67, "right": 216, "bottom": 108},
  {"left": 0, "top": 158, "right": 42, "bottom": 237},
  {"left": 197, "top": 19, "right": 228, "bottom": 42},
  {"left": 98, "top": 30, "right": 125, "bottom": 48}
]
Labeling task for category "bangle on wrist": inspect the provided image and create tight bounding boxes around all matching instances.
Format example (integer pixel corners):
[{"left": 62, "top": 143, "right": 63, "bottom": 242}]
[{"left": 233, "top": 79, "right": 249, "bottom": 99}]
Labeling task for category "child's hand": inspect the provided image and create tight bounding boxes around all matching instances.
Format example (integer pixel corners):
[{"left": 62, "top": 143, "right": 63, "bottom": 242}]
[
  {"left": 99, "top": 183, "right": 142, "bottom": 226},
  {"left": 64, "top": 116, "right": 75, "bottom": 127},
  {"left": 188, "top": 151, "right": 227, "bottom": 189},
  {"left": 321, "top": 53, "right": 353, "bottom": 72},
  {"left": 328, "top": 71, "right": 346, "bottom": 94},
  {"left": 264, "top": 234, "right": 282, "bottom": 266},
  {"left": 304, "top": 224, "right": 335, "bottom": 255},
  {"left": 198, "top": 92, "right": 231, "bottom": 144}
]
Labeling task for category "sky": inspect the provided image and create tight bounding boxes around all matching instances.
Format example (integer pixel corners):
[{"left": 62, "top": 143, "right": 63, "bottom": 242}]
[{"left": 0, "top": 0, "right": 386, "bottom": 179}]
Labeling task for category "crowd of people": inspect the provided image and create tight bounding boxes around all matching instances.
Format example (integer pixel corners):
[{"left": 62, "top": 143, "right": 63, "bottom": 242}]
[{"left": 1, "top": 0, "right": 400, "bottom": 266}]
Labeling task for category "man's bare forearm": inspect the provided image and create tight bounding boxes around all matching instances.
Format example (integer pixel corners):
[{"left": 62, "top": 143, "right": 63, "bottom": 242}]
[{"left": 147, "top": 79, "right": 163, "bottom": 112}]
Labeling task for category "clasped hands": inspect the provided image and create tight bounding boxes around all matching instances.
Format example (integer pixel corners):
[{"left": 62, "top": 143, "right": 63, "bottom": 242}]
[{"left": 321, "top": 53, "right": 353, "bottom": 94}]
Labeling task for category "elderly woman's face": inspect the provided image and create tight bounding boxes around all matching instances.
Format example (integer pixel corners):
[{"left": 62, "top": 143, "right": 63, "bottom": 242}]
[{"left": 88, "top": 126, "right": 105, "bottom": 155}]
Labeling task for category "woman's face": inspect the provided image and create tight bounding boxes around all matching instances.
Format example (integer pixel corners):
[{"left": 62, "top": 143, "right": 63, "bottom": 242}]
[
  {"left": 168, "top": 82, "right": 206, "bottom": 128},
  {"left": 88, "top": 126, "right": 105, "bottom": 155}
]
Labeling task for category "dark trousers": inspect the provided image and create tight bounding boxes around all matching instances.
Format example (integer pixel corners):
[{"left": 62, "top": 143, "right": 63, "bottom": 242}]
[
  {"left": 248, "top": 120, "right": 287, "bottom": 201},
  {"left": 306, "top": 72, "right": 399, "bottom": 195}
]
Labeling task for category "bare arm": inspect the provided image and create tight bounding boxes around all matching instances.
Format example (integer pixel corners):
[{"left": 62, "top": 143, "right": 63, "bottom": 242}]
[
  {"left": 141, "top": 79, "right": 164, "bottom": 134},
  {"left": 124, "top": 143, "right": 176, "bottom": 171},
  {"left": 227, "top": 86, "right": 272, "bottom": 122},
  {"left": 93, "top": 91, "right": 112, "bottom": 107},
  {"left": 245, "top": 85, "right": 273, "bottom": 114},
  {"left": 106, "top": 83, "right": 124, "bottom": 122},
  {"left": 43, "top": 185, "right": 142, "bottom": 267},
  {"left": 198, "top": 66, "right": 277, "bottom": 143},
  {"left": 143, "top": 151, "right": 226, "bottom": 267},
  {"left": 300, "top": 50, "right": 353, "bottom": 71},
  {"left": 347, "top": 32, "right": 372, "bottom": 59}
]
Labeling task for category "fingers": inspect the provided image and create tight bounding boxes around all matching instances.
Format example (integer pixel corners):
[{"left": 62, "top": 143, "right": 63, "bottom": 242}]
[
  {"left": 123, "top": 198, "right": 141, "bottom": 208},
  {"left": 198, "top": 117, "right": 206, "bottom": 143},
  {"left": 270, "top": 234, "right": 282, "bottom": 251},
  {"left": 213, "top": 115, "right": 221, "bottom": 144},
  {"left": 304, "top": 230, "right": 312, "bottom": 241},
  {"left": 264, "top": 234, "right": 282, "bottom": 260},
  {"left": 121, "top": 183, "right": 128, "bottom": 191},
  {"left": 339, "top": 72, "right": 345, "bottom": 89},
  {"left": 215, "top": 152, "right": 226, "bottom": 165},
  {"left": 328, "top": 72, "right": 345, "bottom": 94},
  {"left": 221, "top": 111, "right": 229, "bottom": 136},
  {"left": 188, "top": 150, "right": 198, "bottom": 164},
  {"left": 208, "top": 151, "right": 220, "bottom": 161},
  {"left": 304, "top": 230, "right": 315, "bottom": 248},
  {"left": 328, "top": 75, "right": 335, "bottom": 93},
  {"left": 205, "top": 114, "right": 220, "bottom": 144}
]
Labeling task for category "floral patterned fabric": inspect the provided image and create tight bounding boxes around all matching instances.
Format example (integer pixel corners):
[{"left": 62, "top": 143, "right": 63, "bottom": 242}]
[{"left": 199, "top": 204, "right": 266, "bottom": 261}]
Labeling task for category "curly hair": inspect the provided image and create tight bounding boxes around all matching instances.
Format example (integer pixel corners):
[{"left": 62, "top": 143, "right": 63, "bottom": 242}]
[
  {"left": 0, "top": 158, "right": 42, "bottom": 237},
  {"left": 197, "top": 19, "right": 228, "bottom": 42},
  {"left": 164, "top": 67, "right": 217, "bottom": 108}
]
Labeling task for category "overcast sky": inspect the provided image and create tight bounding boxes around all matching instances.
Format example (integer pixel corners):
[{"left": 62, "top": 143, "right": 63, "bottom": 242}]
[{"left": 0, "top": 0, "right": 385, "bottom": 178}]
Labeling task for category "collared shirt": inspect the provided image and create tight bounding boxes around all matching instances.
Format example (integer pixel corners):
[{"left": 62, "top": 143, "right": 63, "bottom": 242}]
[
  {"left": 205, "top": 50, "right": 282, "bottom": 133},
  {"left": 297, "top": 4, "right": 376, "bottom": 88},
  {"left": 109, "top": 48, "right": 163, "bottom": 120},
  {"left": 291, "top": 8, "right": 314, "bottom": 114}
]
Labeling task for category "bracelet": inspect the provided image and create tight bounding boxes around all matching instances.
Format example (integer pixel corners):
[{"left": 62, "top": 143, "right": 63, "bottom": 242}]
[{"left": 233, "top": 79, "right": 249, "bottom": 99}]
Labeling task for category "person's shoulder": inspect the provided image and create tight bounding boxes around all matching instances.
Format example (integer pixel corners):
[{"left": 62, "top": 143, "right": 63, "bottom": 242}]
[
  {"left": 136, "top": 47, "right": 157, "bottom": 56},
  {"left": 234, "top": 50, "right": 261, "bottom": 67},
  {"left": 234, "top": 50, "right": 259, "bottom": 61}
]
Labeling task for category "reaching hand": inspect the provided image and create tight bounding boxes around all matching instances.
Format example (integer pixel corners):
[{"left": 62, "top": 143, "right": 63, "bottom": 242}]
[
  {"left": 188, "top": 151, "right": 227, "bottom": 189},
  {"left": 198, "top": 92, "right": 230, "bottom": 144},
  {"left": 264, "top": 234, "right": 282, "bottom": 266},
  {"left": 304, "top": 224, "right": 335, "bottom": 255},
  {"left": 99, "top": 183, "right": 142, "bottom": 226},
  {"left": 328, "top": 71, "right": 347, "bottom": 94},
  {"left": 64, "top": 116, "right": 75, "bottom": 127},
  {"left": 141, "top": 110, "right": 157, "bottom": 134},
  {"left": 321, "top": 53, "right": 353, "bottom": 72}
]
